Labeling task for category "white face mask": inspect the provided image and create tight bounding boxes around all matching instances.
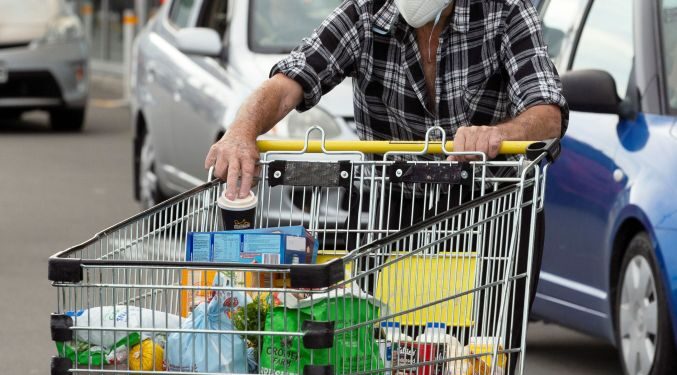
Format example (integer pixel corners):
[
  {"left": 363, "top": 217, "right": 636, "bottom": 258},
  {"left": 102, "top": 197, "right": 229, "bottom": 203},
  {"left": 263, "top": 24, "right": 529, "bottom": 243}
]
[{"left": 394, "top": 0, "right": 452, "bottom": 28}]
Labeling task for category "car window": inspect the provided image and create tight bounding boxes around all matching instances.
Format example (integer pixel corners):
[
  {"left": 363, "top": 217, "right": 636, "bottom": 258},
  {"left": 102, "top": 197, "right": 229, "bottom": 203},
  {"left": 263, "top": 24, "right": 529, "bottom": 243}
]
[
  {"left": 540, "top": 0, "right": 587, "bottom": 66},
  {"left": 0, "top": 0, "right": 61, "bottom": 43},
  {"left": 571, "top": 0, "right": 634, "bottom": 98},
  {"left": 197, "top": 0, "right": 228, "bottom": 36},
  {"left": 0, "top": 0, "right": 60, "bottom": 23},
  {"left": 169, "top": 0, "right": 197, "bottom": 28},
  {"left": 249, "top": 0, "right": 341, "bottom": 54},
  {"left": 661, "top": 0, "right": 677, "bottom": 112}
]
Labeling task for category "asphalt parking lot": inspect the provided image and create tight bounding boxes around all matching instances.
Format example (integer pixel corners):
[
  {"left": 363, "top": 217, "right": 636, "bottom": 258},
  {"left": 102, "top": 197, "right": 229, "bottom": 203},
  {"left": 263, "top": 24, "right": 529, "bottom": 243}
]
[{"left": 0, "top": 76, "right": 622, "bottom": 374}]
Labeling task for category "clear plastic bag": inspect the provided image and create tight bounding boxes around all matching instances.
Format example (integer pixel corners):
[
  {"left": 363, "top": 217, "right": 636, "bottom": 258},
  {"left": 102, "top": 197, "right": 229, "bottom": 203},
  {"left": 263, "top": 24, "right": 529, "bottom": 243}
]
[{"left": 166, "top": 274, "right": 247, "bottom": 373}]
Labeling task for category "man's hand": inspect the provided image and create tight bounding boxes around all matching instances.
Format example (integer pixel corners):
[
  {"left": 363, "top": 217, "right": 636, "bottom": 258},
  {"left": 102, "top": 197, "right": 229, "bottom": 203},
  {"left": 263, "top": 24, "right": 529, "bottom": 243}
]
[
  {"left": 205, "top": 130, "right": 260, "bottom": 200},
  {"left": 448, "top": 125, "right": 505, "bottom": 162},
  {"left": 449, "top": 105, "right": 562, "bottom": 162},
  {"left": 203, "top": 74, "right": 303, "bottom": 200}
]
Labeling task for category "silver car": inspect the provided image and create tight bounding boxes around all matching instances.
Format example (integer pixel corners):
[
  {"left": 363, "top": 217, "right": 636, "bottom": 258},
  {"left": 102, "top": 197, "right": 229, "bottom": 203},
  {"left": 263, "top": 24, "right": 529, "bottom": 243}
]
[
  {"left": 131, "top": 0, "right": 357, "bottom": 210},
  {"left": 0, "top": 0, "right": 89, "bottom": 131}
]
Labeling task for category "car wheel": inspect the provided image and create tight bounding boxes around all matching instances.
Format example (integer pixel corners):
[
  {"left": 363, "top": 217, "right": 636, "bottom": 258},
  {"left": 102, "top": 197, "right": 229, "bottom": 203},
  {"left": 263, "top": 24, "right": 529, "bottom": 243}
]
[
  {"left": 616, "top": 233, "right": 677, "bottom": 375},
  {"left": 137, "top": 130, "right": 167, "bottom": 210},
  {"left": 50, "top": 107, "right": 86, "bottom": 132}
]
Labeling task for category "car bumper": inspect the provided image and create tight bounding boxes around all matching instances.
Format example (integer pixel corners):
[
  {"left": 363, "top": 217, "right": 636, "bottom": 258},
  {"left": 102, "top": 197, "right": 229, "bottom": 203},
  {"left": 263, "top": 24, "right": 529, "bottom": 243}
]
[{"left": 0, "top": 40, "right": 89, "bottom": 109}]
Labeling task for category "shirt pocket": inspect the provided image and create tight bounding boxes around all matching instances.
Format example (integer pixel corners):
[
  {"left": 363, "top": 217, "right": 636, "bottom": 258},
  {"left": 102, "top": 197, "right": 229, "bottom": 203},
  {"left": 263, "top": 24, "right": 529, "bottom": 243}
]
[{"left": 463, "top": 50, "right": 500, "bottom": 104}]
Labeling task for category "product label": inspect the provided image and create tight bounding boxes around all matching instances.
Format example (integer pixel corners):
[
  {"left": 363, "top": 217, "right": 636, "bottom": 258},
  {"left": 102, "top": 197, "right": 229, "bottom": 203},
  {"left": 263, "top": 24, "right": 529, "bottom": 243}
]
[
  {"left": 233, "top": 218, "right": 252, "bottom": 230},
  {"left": 379, "top": 340, "right": 394, "bottom": 366},
  {"left": 212, "top": 233, "right": 242, "bottom": 262},
  {"left": 190, "top": 233, "right": 211, "bottom": 261},
  {"left": 243, "top": 234, "right": 281, "bottom": 254},
  {"left": 394, "top": 342, "right": 445, "bottom": 375}
]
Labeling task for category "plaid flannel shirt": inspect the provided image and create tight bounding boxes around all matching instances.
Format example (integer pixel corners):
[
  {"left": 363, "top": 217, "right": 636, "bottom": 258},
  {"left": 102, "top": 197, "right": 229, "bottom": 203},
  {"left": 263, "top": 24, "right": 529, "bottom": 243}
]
[{"left": 271, "top": 0, "right": 568, "bottom": 146}]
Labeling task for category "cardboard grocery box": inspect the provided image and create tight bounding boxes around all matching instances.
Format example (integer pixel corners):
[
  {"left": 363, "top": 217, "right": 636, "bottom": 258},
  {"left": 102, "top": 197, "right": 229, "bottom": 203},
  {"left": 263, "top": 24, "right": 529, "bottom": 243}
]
[
  {"left": 215, "top": 226, "right": 318, "bottom": 263},
  {"left": 181, "top": 229, "right": 313, "bottom": 317},
  {"left": 185, "top": 232, "right": 308, "bottom": 264}
]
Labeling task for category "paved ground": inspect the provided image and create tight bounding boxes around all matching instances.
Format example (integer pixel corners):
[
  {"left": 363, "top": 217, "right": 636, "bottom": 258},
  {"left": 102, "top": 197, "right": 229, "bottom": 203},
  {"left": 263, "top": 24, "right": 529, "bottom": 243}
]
[{"left": 0, "top": 77, "right": 622, "bottom": 374}]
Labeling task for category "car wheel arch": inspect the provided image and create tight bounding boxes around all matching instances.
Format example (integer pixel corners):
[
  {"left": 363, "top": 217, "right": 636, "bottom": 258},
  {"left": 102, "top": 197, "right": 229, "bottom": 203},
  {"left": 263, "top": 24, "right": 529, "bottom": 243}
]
[{"left": 609, "top": 214, "right": 677, "bottom": 349}]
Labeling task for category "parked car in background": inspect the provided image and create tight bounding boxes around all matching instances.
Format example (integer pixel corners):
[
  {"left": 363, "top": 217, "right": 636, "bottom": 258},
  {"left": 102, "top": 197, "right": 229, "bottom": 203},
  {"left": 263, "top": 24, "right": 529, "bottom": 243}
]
[
  {"left": 0, "top": 0, "right": 89, "bottom": 131},
  {"left": 131, "top": 0, "right": 357, "bottom": 213},
  {"left": 534, "top": 0, "right": 677, "bottom": 373}
]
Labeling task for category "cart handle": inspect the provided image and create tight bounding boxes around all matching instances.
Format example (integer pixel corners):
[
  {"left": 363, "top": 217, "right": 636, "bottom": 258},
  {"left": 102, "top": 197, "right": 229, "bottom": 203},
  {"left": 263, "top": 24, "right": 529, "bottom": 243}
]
[{"left": 257, "top": 139, "right": 556, "bottom": 157}]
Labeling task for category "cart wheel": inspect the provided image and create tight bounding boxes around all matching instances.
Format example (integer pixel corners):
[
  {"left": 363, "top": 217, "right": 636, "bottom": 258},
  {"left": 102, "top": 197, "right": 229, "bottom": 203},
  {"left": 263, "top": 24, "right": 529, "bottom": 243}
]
[
  {"left": 615, "top": 233, "right": 677, "bottom": 375},
  {"left": 138, "top": 129, "right": 166, "bottom": 210}
]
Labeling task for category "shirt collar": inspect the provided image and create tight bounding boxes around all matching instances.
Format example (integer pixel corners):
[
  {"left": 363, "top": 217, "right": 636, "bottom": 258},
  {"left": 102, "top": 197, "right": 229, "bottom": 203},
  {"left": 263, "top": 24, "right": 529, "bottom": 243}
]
[{"left": 373, "top": 0, "right": 469, "bottom": 35}]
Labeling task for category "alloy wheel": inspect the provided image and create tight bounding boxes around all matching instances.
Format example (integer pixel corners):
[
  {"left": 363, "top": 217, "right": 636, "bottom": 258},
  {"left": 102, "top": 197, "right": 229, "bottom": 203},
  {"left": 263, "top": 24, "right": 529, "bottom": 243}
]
[{"left": 619, "top": 255, "right": 658, "bottom": 375}]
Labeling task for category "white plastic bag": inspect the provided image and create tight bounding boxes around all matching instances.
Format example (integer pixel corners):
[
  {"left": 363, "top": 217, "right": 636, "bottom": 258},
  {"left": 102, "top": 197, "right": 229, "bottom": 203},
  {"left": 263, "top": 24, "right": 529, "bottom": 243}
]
[
  {"left": 166, "top": 274, "right": 247, "bottom": 373},
  {"left": 68, "top": 306, "right": 183, "bottom": 349}
]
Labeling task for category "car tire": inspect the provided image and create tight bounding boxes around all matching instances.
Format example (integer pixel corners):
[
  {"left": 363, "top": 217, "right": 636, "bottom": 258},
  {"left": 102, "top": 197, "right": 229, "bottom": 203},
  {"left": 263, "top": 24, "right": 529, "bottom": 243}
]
[
  {"left": 616, "top": 232, "right": 677, "bottom": 375},
  {"left": 50, "top": 107, "right": 86, "bottom": 132},
  {"left": 137, "top": 128, "right": 167, "bottom": 210}
]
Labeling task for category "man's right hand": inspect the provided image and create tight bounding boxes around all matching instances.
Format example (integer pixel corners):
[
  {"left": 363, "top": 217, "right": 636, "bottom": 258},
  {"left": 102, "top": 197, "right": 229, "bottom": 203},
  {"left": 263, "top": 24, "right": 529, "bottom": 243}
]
[
  {"left": 203, "top": 74, "right": 304, "bottom": 200},
  {"left": 205, "top": 130, "right": 260, "bottom": 200}
]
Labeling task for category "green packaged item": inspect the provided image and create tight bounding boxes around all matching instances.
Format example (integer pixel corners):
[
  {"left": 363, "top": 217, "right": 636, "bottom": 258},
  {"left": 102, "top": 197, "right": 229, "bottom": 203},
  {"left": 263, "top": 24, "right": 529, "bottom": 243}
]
[
  {"left": 56, "top": 333, "right": 141, "bottom": 366},
  {"left": 260, "top": 287, "right": 386, "bottom": 374}
]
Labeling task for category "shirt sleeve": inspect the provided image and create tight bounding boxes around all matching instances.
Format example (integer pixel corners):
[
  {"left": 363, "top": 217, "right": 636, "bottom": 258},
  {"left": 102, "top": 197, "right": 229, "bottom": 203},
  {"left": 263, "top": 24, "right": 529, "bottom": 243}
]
[
  {"left": 500, "top": 0, "right": 569, "bottom": 137},
  {"left": 270, "top": 1, "right": 365, "bottom": 112}
]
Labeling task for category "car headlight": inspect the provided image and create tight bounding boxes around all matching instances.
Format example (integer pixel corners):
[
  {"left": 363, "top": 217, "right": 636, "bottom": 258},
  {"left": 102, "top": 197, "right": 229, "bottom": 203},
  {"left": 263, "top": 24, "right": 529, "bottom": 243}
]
[
  {"left": 30, "top": 16, "right": 83, "bottom": 47},
  {"left": 267, "top": 107, "right": 343, "bottom": 139}
]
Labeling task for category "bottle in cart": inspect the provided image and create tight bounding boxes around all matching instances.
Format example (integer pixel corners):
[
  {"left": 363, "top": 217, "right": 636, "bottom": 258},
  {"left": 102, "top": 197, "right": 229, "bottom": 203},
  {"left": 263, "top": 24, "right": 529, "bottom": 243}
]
[
  {"left": 379, "top": 322, "right": 412, "bottom": 373},
  {"left": 402, "top": 322, "right": 467, "bottom": 375}
]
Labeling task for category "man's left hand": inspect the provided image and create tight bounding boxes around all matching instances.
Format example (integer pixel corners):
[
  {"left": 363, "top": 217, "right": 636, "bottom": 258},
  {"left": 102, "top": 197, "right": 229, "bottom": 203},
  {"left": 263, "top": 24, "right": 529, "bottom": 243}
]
[{"left": 448, "top": 125, "right": 505, "bottom": 162}]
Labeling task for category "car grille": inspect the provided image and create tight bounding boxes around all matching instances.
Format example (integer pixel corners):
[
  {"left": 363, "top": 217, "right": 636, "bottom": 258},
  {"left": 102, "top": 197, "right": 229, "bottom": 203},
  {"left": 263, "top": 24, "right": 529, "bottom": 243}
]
[{"left": 0, "top": 71, "right": 62, "bottom": 99}]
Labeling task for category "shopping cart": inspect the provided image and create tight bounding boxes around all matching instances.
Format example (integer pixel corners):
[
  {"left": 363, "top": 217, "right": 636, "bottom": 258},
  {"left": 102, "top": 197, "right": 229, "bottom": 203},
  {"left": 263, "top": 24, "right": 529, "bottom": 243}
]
[{"left": 48, "top": 127, "right": 559, "bottom": 375}]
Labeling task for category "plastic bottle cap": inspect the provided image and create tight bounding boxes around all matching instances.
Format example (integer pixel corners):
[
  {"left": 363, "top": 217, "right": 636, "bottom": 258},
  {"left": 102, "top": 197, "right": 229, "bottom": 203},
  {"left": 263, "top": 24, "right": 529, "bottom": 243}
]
[
  {"left": 426, "top": 322, "right": 446, "bottom": 329},
  {"left": 381, "top": 322, "right": 401, "bottom": 328}
]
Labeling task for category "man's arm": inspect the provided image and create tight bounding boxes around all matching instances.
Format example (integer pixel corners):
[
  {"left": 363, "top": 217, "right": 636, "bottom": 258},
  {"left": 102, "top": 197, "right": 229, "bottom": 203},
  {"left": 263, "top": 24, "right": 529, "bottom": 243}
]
[
  {"left": 204, "top": 74, "right": 302, "bottom": 200},
  {"left": 453, "top": 0, "right": 567, "bottom": 161},
  {"left": 205, "top": 1, "right": 365, "bottom": 199},
  {"left": 451, "top": 104, "right": 561, "bottom": 160}
]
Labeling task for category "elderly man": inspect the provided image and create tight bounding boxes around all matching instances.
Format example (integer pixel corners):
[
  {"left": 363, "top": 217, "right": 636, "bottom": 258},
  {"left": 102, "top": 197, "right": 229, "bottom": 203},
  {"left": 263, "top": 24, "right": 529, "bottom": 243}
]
[{"left": 206, "top": 0, "right": 568, "bottom": 371}]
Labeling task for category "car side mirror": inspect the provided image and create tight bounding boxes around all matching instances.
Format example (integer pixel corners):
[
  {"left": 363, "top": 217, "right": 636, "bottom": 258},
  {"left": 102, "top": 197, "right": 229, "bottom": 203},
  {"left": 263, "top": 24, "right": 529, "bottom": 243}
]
[
  {"left": 561, "top": 69, "right": 623, "bottom": 116},
  {"left": 176, "top": 28, "right": 222, "bottom": 58}
]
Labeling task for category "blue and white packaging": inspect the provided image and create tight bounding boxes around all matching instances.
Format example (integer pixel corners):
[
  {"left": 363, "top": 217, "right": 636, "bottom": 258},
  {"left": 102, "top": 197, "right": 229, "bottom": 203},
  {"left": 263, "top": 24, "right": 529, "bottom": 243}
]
[{"left": 185, "top": 230, "right": 311, "bottom": 265}]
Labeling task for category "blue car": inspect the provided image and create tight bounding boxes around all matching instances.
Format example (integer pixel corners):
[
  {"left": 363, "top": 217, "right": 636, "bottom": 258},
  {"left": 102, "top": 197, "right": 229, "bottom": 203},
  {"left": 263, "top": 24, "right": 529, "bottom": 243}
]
[{"left": 532, "top": 0, "right": 677, "bottom": 373}]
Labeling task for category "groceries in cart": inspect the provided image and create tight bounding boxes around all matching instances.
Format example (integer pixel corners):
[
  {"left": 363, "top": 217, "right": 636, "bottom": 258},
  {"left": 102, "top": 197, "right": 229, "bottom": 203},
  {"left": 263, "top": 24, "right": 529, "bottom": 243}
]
[
  {"left": 377, "top": 321, "right": 506, "bottom": 375},
  {"left": 260, "top": 284, "right": 387, "bottom": 374},
  {"left": 65, "top": 306, "right": 183, "bottom": 348},
  {"left": 185, "top": 227, "right": 317, "bottom": 265},
  {"left": 49, "top": 134, "right": 556, "bottom": 374},
  {"left": 181, "top": 225, "right": 319, "bottom": 316},
  {"left": 166, "top": 273, "right": 248, "bottom": 373},
  {"left": 128, "top": 339, "right": 165, "bottom": 371},
  {"left": 54, "top": 307, "right": 183, "bottom": 369}
]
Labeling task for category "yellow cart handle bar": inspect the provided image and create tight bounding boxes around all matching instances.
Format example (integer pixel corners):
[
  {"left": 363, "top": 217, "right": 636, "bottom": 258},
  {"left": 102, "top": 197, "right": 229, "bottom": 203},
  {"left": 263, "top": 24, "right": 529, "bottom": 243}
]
[{"left": 257, "top": 139, "right": 560, "bottom": 161}]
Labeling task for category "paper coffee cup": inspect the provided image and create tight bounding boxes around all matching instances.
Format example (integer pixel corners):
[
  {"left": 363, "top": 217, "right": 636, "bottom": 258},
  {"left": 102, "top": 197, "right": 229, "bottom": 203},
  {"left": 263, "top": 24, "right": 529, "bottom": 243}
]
[{"left": 217, "top": 190, "right": 258, "bottom": 230}]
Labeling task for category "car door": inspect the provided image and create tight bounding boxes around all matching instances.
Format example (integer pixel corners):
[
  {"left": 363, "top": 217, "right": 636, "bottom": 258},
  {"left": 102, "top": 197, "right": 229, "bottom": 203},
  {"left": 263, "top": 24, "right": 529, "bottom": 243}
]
[
  {"left": 144, "top": 0, "right": 205, "bottom": 191},
  {"left": 534, "top": 0, "right": 636, "bottom": 330},
  {"left": 169, "top": 0, "right": 232, "bottom": 188},
  {"left": 136, "top": 2, "right": 200, "bottom": 190}
]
